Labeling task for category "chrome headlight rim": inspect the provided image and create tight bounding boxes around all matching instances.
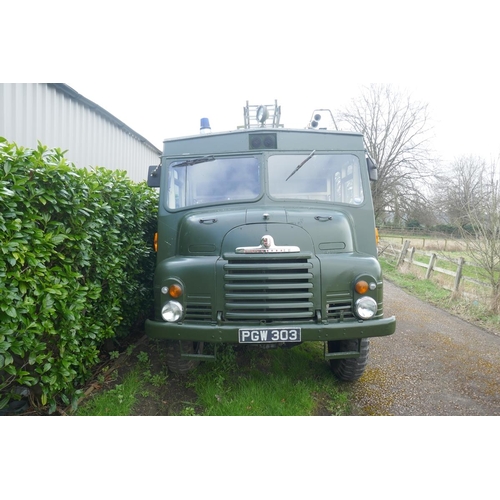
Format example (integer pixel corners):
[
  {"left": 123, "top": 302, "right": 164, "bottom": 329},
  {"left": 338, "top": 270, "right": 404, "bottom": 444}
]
[
  {"left": 161, "top": 300, "right": 184, "bottom": 322},
  {"left": 354, "top": 296, "right": 377, "bottom": 320}
]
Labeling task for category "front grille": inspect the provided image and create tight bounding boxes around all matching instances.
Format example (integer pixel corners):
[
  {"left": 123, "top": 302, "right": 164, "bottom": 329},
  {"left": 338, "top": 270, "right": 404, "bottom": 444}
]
[
  {"left": 326, "top": 290, "right": 355, "bottom": 321},
  {"left": 185, "top": 298, "right": 212, "bottom": 321},
  {"left": 327, "top": 300, "right": 355, "bottom": 320},
  {"left": 223, "top": 254, "right": 314, "bottom": 322}
]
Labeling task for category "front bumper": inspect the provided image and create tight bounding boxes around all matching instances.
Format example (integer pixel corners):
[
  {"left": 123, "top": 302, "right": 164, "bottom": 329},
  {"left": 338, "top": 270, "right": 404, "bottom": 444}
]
[{"left": 145, "top": 316, "right": 396, "bottom": 343}]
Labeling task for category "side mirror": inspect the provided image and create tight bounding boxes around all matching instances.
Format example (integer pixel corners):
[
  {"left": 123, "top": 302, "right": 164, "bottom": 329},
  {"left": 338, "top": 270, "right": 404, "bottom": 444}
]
[
  {"left": 147, "top": 165, "right": 161, "bottom": 188},
  {"left": 367, "top": 156, "right": 378, "bottom": 182}
]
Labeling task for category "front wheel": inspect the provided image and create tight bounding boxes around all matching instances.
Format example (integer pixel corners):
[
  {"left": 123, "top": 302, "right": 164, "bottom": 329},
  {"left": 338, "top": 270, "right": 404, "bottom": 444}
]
[
  {"left": 166, "top": 340, "right": 202, "bottom": 374},
  {"left": 328, "top": 338, "right": 370, "bottom": 382}
]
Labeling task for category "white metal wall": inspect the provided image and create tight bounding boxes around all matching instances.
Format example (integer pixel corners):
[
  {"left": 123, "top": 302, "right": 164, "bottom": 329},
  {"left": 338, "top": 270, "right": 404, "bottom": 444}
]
[{"left": 0, "top": 83, "right": 161, "bottom": 183}]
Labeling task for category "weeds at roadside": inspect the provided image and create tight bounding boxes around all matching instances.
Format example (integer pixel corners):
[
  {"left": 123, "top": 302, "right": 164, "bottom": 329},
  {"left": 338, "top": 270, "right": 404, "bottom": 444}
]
[
  {"left": 136, "top": 350, "right": 169, "bottom": 388},
  {"left": 76, "top": 368, "right": 143, "bottom": 416},
  {"left": 179, "top": 405, "right": 197, "bottom": 416},
  {"left": 76, "top": 342, "right": 171, "bottom": 415}
]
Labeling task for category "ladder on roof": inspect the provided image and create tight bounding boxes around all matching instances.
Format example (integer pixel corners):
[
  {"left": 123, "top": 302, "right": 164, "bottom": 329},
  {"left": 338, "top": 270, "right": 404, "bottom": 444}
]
[{"left": 242, "top": 100, "right": 282, "bottom": 129}]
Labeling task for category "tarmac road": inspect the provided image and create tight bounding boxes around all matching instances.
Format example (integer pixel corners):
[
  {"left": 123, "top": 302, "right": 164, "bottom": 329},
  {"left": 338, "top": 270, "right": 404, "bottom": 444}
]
[{"left": 350, "top": 281, "right": 500, "bottom": 416}]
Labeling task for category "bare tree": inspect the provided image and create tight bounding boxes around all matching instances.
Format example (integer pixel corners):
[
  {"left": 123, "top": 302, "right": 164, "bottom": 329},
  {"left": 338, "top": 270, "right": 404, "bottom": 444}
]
[
  {"left": 337, "top": 84, "right": 435, "bottom": 222},
  {"left": 404, "top": 194, "right": 440, "bottom": 228},
  {"left": 434, "top": 155, "right": 489, "bottom": 229},
  {"left": 455, "top": 158, "right": 500, "bottom": 312}
]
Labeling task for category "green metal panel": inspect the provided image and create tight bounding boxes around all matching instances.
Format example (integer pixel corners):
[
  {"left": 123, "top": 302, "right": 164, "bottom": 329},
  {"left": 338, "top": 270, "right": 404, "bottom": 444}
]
[{"left": 162, "top": 128, "right": 365, "bottom": 157}]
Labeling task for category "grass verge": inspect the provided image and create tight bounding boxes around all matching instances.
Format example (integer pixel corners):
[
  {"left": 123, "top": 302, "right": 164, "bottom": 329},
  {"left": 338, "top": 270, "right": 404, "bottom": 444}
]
[
  {"left": 76, "top": 367, "right": 143, "bottom": 416},
  {"left": 189, "top": 343, "right": 350, "bottom": 416},
  {"left": 76, "top": 341, "right": 352, "bottom": 416},
  {"left": 380, "top": 256, "right": 500, "bottom": 335}
]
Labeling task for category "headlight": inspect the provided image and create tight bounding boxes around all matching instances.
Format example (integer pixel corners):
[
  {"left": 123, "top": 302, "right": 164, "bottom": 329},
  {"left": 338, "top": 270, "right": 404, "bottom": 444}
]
[
  {"left": 161, "top": 301, "right": 183, "bottom": 322},
  {"left": 355, "top": 296, "right": 377, "bottom": 320}
]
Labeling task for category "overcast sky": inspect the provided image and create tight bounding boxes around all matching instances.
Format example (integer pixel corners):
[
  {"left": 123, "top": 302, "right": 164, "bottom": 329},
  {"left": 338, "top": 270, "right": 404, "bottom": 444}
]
[
  {"left": 4, "top": 1, "right": 500, "bottom": 166},
  {"left": 71, "top": 80, "right": 500, "bottom": 167}
]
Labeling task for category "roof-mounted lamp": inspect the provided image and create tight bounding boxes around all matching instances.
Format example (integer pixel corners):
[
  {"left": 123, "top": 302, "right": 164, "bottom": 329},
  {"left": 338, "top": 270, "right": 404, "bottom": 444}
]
[
  {"left": 256, "top": 105, "right": 269, "bottom": 126},
  {"left": 308, "top": 109, "right": 338, "bottom": 130}
]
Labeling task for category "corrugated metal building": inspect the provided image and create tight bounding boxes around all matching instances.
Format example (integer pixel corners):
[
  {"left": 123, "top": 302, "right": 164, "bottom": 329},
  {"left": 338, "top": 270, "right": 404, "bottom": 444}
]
[{"left": 0, "top": 83, "right": 161, "bottom": 182}]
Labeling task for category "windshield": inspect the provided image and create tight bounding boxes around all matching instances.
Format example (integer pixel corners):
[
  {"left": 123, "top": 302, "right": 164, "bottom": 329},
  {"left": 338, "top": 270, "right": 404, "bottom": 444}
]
[
  {"left": 167, "top": 157, "right": 260, "bottom": 209},
  {"left": 268, "top": 153, "right": 364, "bottom": 205}
]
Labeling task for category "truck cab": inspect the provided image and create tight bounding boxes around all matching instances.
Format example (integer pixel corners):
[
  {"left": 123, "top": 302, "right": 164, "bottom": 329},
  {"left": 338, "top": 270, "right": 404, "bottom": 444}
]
[{"left": 146, "top": 102, "right": 395, "bottom": 381}]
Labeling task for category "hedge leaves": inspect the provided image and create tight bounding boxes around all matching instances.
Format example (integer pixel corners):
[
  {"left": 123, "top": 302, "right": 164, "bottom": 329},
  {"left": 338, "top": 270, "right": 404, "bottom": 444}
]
[{"left": 0, "top": 138, "right": 158, "bottom": 411}]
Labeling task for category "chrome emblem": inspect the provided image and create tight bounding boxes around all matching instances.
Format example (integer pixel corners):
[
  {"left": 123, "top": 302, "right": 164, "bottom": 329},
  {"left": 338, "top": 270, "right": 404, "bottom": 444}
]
[
  {"left": 261, "top": 235, "right": 272, "bottom": 248},
  {"left": 236, "top": 235, "right": 300, "bottom": 254}
]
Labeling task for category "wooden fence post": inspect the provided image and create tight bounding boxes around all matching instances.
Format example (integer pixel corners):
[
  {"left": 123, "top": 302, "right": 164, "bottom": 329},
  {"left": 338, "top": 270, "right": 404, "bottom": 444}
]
[
  {"left": 454, "top": 257, "right": 465, "bottom": 292},
  {"left": 409, "top": 247, "right": 415, "bottom": 263},
  {"left": 425, "top": 253, "right": 437, "bottom": 279},
  {"left": 397, "top": 240, "right": 411, "bottom": 267}
]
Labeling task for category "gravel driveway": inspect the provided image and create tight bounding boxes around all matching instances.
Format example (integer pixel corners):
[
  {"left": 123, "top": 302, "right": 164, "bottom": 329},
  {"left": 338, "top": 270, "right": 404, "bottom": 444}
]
[{"left": 350, "top": 280, "right": 500, "bottom": 416}]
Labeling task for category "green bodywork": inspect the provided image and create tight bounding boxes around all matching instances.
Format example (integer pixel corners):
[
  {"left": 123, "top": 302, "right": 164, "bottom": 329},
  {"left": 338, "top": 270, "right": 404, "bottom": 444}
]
[{"left": 145, "top": 127, "right": 396, "bottom": 356}]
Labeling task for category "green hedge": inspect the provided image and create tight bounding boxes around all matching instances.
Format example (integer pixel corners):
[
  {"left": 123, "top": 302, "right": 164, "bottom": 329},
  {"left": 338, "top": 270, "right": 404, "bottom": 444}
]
[{"left": 0, "top": 138, "right": 158, "bottom": 411}]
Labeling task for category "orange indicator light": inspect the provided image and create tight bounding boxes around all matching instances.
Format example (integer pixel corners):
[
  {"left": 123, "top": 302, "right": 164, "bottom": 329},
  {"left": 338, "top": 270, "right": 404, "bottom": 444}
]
[
  {"left": 169, "top": 284, "right": 183, "bottom": 298},
  {"left": 355, "top": 281, "right": 369, "bottom": 294}
]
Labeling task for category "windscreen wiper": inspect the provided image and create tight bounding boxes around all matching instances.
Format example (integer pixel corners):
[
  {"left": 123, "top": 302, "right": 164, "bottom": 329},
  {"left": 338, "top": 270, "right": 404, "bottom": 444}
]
[
  {"left": 174, "top": 155, "right": 216, "bottom": 168},
  {"left": 285, "top": 150, "right": 316, "bottom": 181}
]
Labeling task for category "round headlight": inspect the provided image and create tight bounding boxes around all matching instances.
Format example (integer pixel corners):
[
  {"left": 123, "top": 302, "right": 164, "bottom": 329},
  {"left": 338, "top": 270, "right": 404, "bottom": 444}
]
[
  {"left": 355, "top": 296, "right": 377, "bottom": 320},
  {"left": 161, "top": 301, "right": 183, "bottom": 322}
]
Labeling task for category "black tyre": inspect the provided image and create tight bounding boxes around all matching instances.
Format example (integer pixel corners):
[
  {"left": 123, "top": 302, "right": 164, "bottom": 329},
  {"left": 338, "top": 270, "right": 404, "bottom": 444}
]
[
  {"left": 328, "top": 338, "right": 370, "bottom": 382},
  {"left": 166, "top": 340, "right": 201, "bottom": 374}
]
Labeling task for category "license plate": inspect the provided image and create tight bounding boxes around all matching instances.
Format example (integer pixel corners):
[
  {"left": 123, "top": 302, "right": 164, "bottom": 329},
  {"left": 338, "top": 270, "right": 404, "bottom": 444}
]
[{"left": 238, "top": 327, "right": 301, "bottom": 344}]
